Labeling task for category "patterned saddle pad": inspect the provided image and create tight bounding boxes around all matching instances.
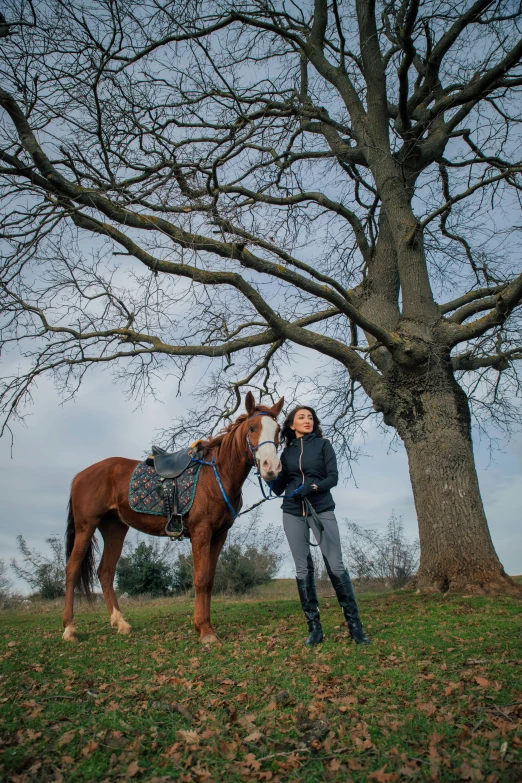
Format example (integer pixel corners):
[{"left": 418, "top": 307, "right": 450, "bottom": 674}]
[{"left": 129, "top": 460, "right": 201, "bottom": 517}]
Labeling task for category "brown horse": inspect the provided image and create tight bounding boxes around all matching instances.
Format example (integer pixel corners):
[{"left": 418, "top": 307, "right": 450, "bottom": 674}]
[{"left": 63, "top": 392, "right": 284, "bottom": 643}]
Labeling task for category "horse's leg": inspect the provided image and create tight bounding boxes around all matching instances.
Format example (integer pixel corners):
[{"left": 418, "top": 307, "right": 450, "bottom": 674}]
[
  {"left": 192, "top": 526, "right": 228, "bottom": 644},
  {"left": 62, "top": 521, "right": 98, "bottom": 642},
  {"left": 97, "top": 516, "right": 131, "bottom": 635}
]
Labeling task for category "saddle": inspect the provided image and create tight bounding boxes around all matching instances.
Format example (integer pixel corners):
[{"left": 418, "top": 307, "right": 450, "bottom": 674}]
[
  {"left": 150, "top": 444, "right": 195, "bottom": 478},
  {"left": 145, "top": 443, "right": 203, "bottom": 539}
]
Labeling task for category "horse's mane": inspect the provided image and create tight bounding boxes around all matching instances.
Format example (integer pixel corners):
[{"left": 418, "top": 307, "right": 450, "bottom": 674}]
[{"left": 201, "top": 406, "right": 273, "bottom": 455}]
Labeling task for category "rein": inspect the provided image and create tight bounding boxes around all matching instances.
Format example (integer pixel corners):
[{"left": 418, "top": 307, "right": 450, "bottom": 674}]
[
  {"left": 192, "top": 411, "right": 279, "bottom": 520},
  {"left": 192, "top": 413, "right": 324, "bottom": 544}
]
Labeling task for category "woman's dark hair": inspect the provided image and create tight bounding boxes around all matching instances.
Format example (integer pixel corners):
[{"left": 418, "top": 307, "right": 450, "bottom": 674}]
[{"left": 280, "top": 405, "right": 323, "bottom": 447}]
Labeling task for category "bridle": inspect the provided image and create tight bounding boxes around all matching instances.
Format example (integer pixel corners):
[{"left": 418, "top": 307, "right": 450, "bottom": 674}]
[{"left": 245, "top": 411, "right": 279, "bottom": 466}]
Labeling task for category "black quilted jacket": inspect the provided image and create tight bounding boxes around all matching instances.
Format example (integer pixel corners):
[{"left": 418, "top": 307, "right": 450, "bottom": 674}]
[{"left": 271, "top": 432, "right": 338, "bottom": 516}]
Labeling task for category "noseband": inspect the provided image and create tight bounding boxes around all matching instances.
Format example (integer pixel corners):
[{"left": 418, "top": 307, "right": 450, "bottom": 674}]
[{"left": 245, "top": 411, "right": 279, "bottom": 465}]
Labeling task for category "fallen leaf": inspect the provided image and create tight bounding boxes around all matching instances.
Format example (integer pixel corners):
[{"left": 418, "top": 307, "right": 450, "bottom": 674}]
[
  {"left": 244, "top": 753, "right": 261, "bottom": 771},
  {"left": 368, "top": 766, "right": 398, "bottom": 782},
  {"left": 475, "top": 676, "right": 489, "bottom": 688},
  {"left": 429, "top": 731, "right": 444, "bottom": 747},
  {"left": 7, "top": 641, "right": 17, "bottom": 648},
  {"left": 460, "top": 761, "right": 484, "bottom": 781},
  {"left": 218, "top": 740, "right": 237, "bottom": 759},
  {"left": 417, "top": 701, "right": 437, "bottom": 717},
  {"left": 81, "top": 739, "right": 98, "bottom": 758},
  {"left": 244, "top": 731, "right": 263, "bottom": 743},
  {"left": 127, "top": 760, "right": 140, "bottom": 777},
  {"left": 399, "top": 761, "right": 421, "bottom": 778},
  {"left": 178, "top": 729, "right": 199, "bottom": 744},
  {"left": 58, "top": 729, "right": 76, "bottom": 747}
]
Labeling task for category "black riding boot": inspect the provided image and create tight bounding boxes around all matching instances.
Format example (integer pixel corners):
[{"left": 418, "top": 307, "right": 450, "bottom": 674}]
[
  {"left": 296, "top": 573, "right": 324, "bottom": 646},
  {"left": 328, "top": 569, "right": 370, "bottom": 644}
]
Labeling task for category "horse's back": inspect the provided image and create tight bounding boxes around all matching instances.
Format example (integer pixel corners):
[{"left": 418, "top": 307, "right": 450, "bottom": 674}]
[
  {"left": 72, "top": 456, "right": 139, "bottom": 482},
  {"left": 70, "top": 457, "right": 139, "bottom": 515}
]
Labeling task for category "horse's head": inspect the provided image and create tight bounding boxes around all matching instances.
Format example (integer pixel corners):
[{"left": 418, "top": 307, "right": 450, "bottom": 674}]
[{"left": 244, "top": 391, "right": 284, "bottom": 482}]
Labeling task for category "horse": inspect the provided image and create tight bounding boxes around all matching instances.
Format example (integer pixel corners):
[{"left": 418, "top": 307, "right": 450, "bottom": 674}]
[{"left": 62, "top": 392, "right": 284, "bottom": 643}]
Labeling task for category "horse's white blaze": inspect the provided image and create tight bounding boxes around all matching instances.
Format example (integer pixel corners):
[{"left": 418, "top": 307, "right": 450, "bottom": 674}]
[
  {"left": 110, "top": 608, "right": 132, "bottom": 634},
  {"left": 256, "top": 416, "right": 282, "bottom": 481}
]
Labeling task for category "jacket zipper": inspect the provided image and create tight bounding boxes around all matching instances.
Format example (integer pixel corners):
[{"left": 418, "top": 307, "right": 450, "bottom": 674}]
[{"left": 299, "top": 438, "right": 305, "bottom": 516}]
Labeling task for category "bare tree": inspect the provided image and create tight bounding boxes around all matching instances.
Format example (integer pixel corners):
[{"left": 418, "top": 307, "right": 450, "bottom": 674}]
[
  {"left": 1, "top": 0, "right": 522, "bottom": 594},
  {"left": 342, "top": 513, "right": 420, "bottom": 590},
  {"left": 11, "top": 534, "right": 66, "bottom": 599},
  {"left": 0, "top": 558, "right": 12, "bottom": 599}
]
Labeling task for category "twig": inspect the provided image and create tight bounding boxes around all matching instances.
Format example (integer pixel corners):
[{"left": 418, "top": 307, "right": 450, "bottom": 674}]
[{"left": 493, "top": 705, "right": 514, "bottom": 721}]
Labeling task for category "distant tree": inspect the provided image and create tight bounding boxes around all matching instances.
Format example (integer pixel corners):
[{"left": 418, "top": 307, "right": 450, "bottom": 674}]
[
  {"left": 343, "top": 513, "right": 420, "bottom": 589},
  {"left": 11, "top": 534, "right": 65, "bottom": 599},
  {"left": 116, "top": 539, "right": 175, "bottom": 597},
  {"left": 171, "top": 551, "right": 195, "bottom": 595},
  {"left": 0, "top": 558, "right": 12, "bottom": 598}
]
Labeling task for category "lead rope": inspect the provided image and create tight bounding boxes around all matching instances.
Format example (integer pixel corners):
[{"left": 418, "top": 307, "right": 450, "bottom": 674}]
[{"left": 302, "top": 497, "right": 324, "bottom": 547}]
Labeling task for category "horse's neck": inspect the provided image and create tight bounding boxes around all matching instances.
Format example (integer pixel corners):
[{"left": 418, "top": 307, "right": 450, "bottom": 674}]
[{"left": 214, "top": 428, "right": 251, "bottom": 494}]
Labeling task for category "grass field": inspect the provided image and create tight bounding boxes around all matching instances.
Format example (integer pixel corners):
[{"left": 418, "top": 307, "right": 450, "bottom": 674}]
[{"left": 1, "top": 586, "right": 521, "bottom": 782}]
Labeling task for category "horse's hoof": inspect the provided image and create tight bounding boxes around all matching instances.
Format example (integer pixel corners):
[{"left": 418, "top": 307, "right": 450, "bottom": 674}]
[
  {"left": 117, "top": 623, "right": 132, "bottom": 635},
  {"left": 62, "top": 626, "right": 78, "bottom": 642},
  {"left": 200, "top": 633, "right": 220, "bottom": 645}
]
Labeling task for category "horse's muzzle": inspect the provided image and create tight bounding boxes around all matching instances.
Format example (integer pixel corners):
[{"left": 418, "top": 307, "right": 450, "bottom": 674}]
[{"left": 259, "top": 460, "right": 282, "bottom": 483}]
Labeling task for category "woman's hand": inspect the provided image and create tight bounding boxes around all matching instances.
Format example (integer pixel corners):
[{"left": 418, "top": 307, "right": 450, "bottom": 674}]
[{"left": 292, "top": 482, "right": 318, "bottom": 498}]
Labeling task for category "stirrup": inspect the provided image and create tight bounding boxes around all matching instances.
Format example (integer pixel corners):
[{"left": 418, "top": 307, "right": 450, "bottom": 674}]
[{"left": 165, "top": 515, "right": 185, "bottom": 540}]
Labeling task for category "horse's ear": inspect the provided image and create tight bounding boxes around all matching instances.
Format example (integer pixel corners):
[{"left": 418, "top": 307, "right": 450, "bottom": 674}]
[
  {"left": 271, "top": 396, "right": 285, "bottom": 417},
  {"left": 245, "top": 391, "right": 256, "bottom": 415}
]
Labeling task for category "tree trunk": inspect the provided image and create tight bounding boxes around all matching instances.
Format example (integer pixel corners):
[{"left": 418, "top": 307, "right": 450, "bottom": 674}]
[{"left": 395, "top": 370, "right": 520, "bottom": 595}]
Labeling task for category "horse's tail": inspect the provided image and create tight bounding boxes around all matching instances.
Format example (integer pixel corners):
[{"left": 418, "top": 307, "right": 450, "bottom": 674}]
[{"left": 65, "top": 495, "right": 97, "bottom": 602}]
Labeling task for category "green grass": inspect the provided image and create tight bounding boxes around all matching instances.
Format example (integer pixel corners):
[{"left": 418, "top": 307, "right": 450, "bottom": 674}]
[{"left": 1, "top": 589, "right": 521, "bottom": 782}]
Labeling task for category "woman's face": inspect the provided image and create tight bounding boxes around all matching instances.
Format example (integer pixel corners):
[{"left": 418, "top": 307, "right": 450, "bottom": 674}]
[{"left": 291, "top": 408, "right": 314, "bottom": 438}]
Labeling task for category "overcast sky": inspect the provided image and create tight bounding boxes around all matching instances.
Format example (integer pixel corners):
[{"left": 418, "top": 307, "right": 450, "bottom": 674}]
[{"left": 1, "top": 350, "right": 521, "bottom": 594}]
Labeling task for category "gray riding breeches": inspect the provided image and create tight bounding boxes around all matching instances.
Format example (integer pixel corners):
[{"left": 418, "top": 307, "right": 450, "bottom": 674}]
[{"left": 283, "top": 509, "right": 346, "bottom": 579}]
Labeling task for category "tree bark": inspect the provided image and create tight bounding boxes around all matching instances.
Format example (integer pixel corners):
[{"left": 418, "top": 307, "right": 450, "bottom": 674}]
[{"left": 394, "top": 370, "right": 519, "bottom": 595}]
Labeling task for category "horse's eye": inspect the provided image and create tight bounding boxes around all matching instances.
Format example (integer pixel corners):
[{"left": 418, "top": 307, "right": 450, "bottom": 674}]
[{"left": 249, "top": 426, "right": 256, "bottom": 432}]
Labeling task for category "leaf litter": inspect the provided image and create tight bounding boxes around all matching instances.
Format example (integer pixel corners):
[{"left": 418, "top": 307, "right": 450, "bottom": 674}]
[{"left": 1, "top": 591, "right": 521, "bottom": 781}]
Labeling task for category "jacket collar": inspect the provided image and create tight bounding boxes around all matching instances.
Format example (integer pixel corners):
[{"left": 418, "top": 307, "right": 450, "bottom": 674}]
[{"left": 289, "top": 432, "right": 317, "bottom": 447}]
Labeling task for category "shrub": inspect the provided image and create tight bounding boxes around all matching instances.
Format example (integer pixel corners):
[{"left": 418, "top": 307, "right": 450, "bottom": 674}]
[
  {"left": 170, "top": 516, "right": 284, "bottom": 595},
  {"left": 11, "top": 535, "right": 66, "bottom": 599},
  {"left": 171, "top": 551, "right": 194, "bottom": 594},
  {"left": 116, "top": 539, "right": 175, "bottom": 597},
  {"left": 215, "top": 542, "right": 279, "bottom": 594},
  {"left": 342, "top": 512, "right": 419, "bottom": 589}
]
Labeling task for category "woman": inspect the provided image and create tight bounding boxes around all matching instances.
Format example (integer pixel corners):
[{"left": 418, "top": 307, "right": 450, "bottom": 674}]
[{"left": 271, "top": 406, "right": 370, "bottom": 646}]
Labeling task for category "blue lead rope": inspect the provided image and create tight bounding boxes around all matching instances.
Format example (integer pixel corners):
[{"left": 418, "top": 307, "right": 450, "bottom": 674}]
[
  {"left": 192, "top": 455, "right": 240, "bottom": 519},
  {"left": 192, "top": 454, "right": 281, "bottom": 519}
]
